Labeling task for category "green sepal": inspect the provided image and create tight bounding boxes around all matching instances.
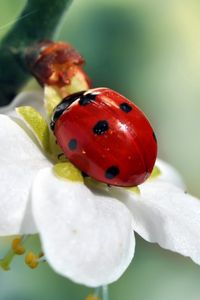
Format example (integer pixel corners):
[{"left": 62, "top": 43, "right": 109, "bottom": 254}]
[
  {"left": 44, "top": 86, "right": 63, "bottom": 117},
  {"left": 126, "top": 186, "right": 141, "bottom": 194},
  {"left": 53, "top": 162, "right": 83, "bottom": 182},
  {"left": 84, "top": 177, "right": 109, "bottom": 191},
  {"left": 148, "top": 165, "right": 161, "bottom": 180},
  {"left": 48, "top": 131, "right": 69, "bottom": 163},
  {"left": 16, "top": 106, "right": 50, "bottom": 153}
]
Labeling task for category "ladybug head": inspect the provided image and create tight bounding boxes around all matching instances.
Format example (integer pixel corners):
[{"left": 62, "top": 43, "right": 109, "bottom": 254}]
[{"left": 50, "top": 91, "right": 86, "bottom": 131}]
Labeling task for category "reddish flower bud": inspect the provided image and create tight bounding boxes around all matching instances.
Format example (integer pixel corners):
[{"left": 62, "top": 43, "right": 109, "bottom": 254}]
[{"left": 25, "top": 40, "right": 90, "bottom": 88}]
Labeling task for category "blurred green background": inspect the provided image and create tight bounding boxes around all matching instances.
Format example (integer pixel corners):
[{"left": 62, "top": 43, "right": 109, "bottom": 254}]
[{"left": 1, "top": 0, "right": 200, "bottom": 299}]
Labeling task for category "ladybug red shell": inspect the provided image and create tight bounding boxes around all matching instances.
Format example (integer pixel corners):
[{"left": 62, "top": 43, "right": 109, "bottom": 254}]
[{"left": 50, "top": 88, "right": 157, "bottom": 187}]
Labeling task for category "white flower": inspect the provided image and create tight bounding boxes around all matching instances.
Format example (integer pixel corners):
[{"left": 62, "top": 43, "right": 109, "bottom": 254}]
[{"left": 0, "top": 92, "right": 200, "bottom": 287}]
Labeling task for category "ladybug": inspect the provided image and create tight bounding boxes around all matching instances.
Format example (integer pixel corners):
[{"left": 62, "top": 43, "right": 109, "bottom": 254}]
[{"left": 50, "top": 88, "right": 157, "bottom": 187}]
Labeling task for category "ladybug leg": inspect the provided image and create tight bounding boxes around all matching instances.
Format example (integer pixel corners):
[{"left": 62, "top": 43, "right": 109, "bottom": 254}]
[
  {"left": 81, "top": 171, "right": 89, "bottom": 178},
  {"left": 57, "top": 153, "right": 65, "bottom": 160}
]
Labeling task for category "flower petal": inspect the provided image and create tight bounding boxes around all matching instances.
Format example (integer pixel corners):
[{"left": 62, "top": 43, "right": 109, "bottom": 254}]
[
  {"left": 0, "top": 91, "right": 44, "bottom": 116},
  {"left": 0, "top": 115, "right": 50, "bottom": 235},
  {"left": 119, "top": 181, "right": 200, "bottom": 265},
  {"left": 31, "top": 167, "right": 135, "bottom": 287},
  {"left": 152, "top": 159, "right": 185, "bottom": 189}
]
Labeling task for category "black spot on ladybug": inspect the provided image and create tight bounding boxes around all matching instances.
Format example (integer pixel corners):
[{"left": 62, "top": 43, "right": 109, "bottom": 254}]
[
  {"left": 79, "top": 93, "right": 97, "bottom": 106},
  {"left": 153, "top": 131, "right": 157, "bottom": 143},
  {"left": 93, "top": 120, "right": 109, "bottom": 135},
  {"left": 68, "top": 139, "right": 77, "bottom": 150},
  {"left": 105, "top": 166, "right": 120, "bottom": 179},
  {"left": 119, "top": 102, "right": 132, "bottom": 113},
  {"left": 50, "top": 91, "right": 85, "bottom": 131}
]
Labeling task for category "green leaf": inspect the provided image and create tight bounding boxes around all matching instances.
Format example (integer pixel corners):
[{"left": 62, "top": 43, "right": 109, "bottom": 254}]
[
  {"left": 16, "top": 106, "right": 50, "bottom": 153},
  {"left": 53, "top": 162, "right": 83, "bottom": 182}
]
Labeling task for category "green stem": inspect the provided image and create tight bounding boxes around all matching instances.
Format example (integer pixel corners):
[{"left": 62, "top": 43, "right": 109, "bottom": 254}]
[
  {"left": 102, "top": 286, "right": 109, "bottom": 300},
  {"left": 0, "top": 0, "right": 72, "bottom": 106},
  {"left": 94, "top": 287, "right": 101, "bottom": 297}
]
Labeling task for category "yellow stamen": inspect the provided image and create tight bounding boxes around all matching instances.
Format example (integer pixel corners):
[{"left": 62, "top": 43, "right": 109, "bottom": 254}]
[
  {"left": 38, "top": 251, "right": 44, "bottom": 258},
  {"left": 12, "top": 238, "right": 25, "bottom": 255},
  {"left": 25, "top": 252, "right": 39, "bottom": 269},
  {"left": 85, "top": 295, "right": 101, "bottom": 300},
  {"left": 0, "top": 235, "right": 28, "bottom": 271}
]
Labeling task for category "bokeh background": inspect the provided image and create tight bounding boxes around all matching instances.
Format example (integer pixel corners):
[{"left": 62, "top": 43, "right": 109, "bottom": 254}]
[{"left": 0, "top": 0, "right": 200, "bottom": 299}]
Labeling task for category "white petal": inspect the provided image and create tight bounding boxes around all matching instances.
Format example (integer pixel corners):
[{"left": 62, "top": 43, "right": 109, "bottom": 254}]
[
  {"left": 121, "top": 181, "right": 200, "bottom": 265},
  {"left": 31, "top": 167, "right": 135, "bottom": 287},
  {"left": 154, "top": 158, "right": 185, "bottom": 189},
  {"left": 0, "top": 91, "right": 44, "bottom": 116},
  {"left": 0, "top": 115, "right": 50, "bottom": 235}
]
